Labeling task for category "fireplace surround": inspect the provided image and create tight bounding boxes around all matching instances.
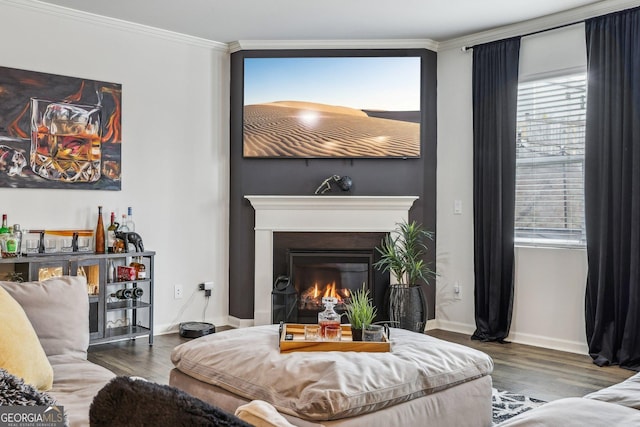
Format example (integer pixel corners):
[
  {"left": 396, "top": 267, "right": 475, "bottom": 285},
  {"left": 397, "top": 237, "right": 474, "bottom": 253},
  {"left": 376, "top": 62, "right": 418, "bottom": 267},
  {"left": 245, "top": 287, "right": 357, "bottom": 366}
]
[{"left": 246, "top": 195, "right": 418, "bottom": 325}]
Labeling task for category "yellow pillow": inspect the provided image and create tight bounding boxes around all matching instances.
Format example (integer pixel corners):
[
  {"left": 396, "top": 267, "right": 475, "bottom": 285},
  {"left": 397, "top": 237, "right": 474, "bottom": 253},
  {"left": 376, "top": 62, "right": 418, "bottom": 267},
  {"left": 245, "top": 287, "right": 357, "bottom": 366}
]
[{"left": 0, "top": 286, "right": 53, "bottom": 391}]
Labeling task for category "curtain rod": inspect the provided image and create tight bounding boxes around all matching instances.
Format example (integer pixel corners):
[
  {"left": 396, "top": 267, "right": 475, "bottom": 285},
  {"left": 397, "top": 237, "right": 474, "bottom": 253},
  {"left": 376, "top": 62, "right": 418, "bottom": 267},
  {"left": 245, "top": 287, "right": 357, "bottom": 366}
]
[{"left": 461, "top": 19, "right": 583, "bottom": 52}]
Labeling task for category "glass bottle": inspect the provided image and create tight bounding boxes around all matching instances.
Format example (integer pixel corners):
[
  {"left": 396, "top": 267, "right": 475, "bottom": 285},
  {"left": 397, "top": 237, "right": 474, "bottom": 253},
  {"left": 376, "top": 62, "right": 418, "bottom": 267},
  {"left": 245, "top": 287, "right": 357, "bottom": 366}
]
[
  {"left": 107, "top": 212, "right": 118, "bottom": 253},
  {"left": 95, "top": 206, "right": 105, "bottom": 254},
  {"left": 130, "top": 256, "right": 147, "bottom": 280},
  {"left": 12, "top": 224, "right": 22, "bottom": 255},
  {"left": 318, "top": 297, "right": 340, "bottom": 339},
  {"left": 118, "top": 214, "right": 129, "bottom": 233},
  {"left": 0, "top": 214, "right": 9, "bottom": 235},
  {"left": 125, "top": 207, "right": 135, "bottom": 232},
  {"left": 0, "top": 215, "right": 9, "bottom": 256}
]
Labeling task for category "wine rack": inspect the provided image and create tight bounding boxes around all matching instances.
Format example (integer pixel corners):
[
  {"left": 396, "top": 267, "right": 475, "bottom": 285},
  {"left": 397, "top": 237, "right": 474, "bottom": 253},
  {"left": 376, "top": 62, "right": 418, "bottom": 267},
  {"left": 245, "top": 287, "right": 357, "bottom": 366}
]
[{"left": 0, "top": 251, "right": 155, "bottom": 345}]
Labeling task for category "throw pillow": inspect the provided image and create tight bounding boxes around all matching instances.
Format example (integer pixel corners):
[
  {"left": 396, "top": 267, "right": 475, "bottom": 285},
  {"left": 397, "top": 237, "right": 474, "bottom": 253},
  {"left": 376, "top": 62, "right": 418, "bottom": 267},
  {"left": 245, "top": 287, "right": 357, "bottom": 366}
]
[
  {"left": 90, "top": 376, "right": 253, "bottom": 427},
  {"left": 0, "top": 368, "right": 57, "bottom": 406},
  {"left": 0, "top": 287, "right": 53, "bottom": 391},
  {"left": 235, "top": 400, "right": 297, "bottom": 427},
  {"left": 0, "top": 276, "right": 89, "bottom": 359}
]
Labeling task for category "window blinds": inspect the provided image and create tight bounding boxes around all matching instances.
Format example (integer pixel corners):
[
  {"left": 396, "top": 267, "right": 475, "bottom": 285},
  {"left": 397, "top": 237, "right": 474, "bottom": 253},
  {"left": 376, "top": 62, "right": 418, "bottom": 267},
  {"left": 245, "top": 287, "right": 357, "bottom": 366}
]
[{"left": 515, "top": 73, "right": 587, "bottom": 246}]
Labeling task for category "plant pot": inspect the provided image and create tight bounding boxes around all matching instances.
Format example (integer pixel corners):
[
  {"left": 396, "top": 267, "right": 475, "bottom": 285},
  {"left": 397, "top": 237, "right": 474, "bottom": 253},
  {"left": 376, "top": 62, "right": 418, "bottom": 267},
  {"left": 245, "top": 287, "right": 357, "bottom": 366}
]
[
  {"left": 387, "top": 284, "right": 427, "bottom": 333},
  {"left": 351, "top": 328, "right": 363, "bottom": 341}
]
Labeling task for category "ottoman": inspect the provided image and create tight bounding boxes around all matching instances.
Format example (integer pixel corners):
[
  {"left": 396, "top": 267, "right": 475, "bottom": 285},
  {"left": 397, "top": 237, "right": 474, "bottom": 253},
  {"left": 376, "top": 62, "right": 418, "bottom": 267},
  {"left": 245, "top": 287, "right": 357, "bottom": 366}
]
[{"left": 170, "top": 325, "right": 494, "bottom": 427}]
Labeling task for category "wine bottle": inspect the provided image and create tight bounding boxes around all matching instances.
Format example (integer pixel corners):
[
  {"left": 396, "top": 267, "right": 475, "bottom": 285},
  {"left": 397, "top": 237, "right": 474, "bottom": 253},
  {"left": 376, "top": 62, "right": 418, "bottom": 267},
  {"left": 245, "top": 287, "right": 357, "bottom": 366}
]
[
  {"left": 95, "top": 206, "right": 105, "bottom": 254},
  {"left": 107, "top": 212, "right": 117, "bottom": 253},
  {"left": 125, "top": 207, "right": 135, "bottom": 232},
  {"left": 0, "top": 214, "right": 10, "bottom": 256},
  {"left": 0, "top": 214, "right": 9, "bottom": 235}
]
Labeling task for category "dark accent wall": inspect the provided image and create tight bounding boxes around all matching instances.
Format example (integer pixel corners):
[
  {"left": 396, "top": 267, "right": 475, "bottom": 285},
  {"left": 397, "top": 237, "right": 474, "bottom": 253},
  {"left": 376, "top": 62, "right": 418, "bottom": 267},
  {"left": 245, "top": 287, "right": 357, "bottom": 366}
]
[{"left": 229, "top": 48, "right": 437, "bottom": 320}]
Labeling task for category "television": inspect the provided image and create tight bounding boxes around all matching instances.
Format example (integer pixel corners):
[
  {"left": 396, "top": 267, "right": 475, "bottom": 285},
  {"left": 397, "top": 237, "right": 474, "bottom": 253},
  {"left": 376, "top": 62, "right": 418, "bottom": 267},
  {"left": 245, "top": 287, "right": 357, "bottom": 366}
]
[{"left": 241, "top": 52, "right": 423, "bottom": 159}]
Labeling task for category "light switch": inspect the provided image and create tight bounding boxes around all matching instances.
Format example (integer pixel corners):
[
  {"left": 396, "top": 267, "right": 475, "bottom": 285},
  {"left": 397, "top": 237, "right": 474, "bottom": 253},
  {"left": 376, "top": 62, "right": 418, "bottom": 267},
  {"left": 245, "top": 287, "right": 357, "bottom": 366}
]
[{"left": 454, "top": 200, "right": 462, "bottom": 215}]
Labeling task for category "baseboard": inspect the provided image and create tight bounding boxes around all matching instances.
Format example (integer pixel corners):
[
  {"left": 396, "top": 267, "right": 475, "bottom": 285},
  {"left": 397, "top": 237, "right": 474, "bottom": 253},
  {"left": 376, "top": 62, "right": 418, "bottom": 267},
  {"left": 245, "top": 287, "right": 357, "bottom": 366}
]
[
  {"left": 435, "top": 319, "right": 477, "bottom": 335},
  {"left": 506, "top": 331, "right": 588, "bottom": 355},
  {"left": 226, "top": 316, "right": 255, "bottom": 329},
  {"left": 434, "top": 319, "right": 588, "bottom": 355}
]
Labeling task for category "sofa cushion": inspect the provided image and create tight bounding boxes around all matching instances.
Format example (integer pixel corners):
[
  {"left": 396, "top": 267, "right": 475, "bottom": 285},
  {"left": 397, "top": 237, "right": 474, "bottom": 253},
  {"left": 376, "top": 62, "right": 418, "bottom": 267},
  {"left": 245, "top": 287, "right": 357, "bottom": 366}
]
[
  {"left": 584, "top": 372, "right": 640, "bottom": 410},
  {"left": 0, "top": 276, "right": 89, "bottom": 359},
  {"left": 0, "top": 286, "right": 53, "bottom": 390},
  {"left": 496, "top": 397, "right": 640, "bottom": 426},
  {"left": 0, "top": 368, "right": 58, "bottom": 406},
  {"left": 48, "top": 357, "right": 115, "bottom": 427}
]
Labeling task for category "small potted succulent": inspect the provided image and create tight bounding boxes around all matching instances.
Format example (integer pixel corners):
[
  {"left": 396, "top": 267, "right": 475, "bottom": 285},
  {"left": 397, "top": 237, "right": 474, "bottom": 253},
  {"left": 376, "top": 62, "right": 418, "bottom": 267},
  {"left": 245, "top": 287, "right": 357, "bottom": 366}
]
[{"left": 345, "top": 285, "right": 377, "bottom": 341}]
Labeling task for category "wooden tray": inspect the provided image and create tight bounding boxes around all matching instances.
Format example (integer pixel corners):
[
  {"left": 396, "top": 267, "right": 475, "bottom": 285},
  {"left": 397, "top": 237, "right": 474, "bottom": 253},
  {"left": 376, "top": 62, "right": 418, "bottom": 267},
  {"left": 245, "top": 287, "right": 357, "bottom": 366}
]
[{"left": 279, "top": 323, "right": 391, "bottom": 353}]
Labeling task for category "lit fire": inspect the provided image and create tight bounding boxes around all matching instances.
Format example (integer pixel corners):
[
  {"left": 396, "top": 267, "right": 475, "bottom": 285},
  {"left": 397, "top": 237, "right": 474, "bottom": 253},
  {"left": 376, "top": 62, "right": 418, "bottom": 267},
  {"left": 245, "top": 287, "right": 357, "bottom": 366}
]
[{"left": 300, "top": 282, "right": 351, "bottom": 310}]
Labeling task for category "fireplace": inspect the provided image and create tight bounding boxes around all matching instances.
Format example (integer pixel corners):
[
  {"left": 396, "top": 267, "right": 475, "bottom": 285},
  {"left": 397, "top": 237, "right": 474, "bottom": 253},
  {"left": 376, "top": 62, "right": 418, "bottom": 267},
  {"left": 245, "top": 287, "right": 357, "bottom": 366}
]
[
  {"left": 246, "top": 195, "right": 418, "bottom": 325},
  {"left": 274, "top": 250, "right": 373, "bottom": 323},
  {"left": 271, "top": 232, "right": 389, "bottom": 324}
]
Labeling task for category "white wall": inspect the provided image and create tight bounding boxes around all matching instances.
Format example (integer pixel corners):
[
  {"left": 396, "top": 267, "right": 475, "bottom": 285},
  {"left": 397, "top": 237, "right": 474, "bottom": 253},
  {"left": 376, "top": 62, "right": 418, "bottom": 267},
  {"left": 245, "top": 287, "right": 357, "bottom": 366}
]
[
  {"left": 0, "top": 2, "right": 230, "bottom": 332},
  {"left": 436, "top": 24, "right": 590, "bottom": 354}
]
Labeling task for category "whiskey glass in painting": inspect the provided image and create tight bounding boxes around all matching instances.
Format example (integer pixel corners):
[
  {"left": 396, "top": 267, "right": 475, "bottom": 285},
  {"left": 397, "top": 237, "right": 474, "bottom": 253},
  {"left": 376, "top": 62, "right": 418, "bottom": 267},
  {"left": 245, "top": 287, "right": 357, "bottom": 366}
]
[{"left": 30, "top": 98, "right": 102, "bottom": 182}]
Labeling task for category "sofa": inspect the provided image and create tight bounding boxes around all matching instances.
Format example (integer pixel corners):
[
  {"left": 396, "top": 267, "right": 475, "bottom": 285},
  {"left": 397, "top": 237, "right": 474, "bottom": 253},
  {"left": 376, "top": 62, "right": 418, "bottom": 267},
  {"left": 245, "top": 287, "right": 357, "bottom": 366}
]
[
  {"left": 0, "top": 276, "right": 116, "bottom": 427},
  {"left": 497, "top": 371, "right": 640, "bottom": 426},
  {"left": 0, "top": 275, "right": 298, "bottom": 427}
]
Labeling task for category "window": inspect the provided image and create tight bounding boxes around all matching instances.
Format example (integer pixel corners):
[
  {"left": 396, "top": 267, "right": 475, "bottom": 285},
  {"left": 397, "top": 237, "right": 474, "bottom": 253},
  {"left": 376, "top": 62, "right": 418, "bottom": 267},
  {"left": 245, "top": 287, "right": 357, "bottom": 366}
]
[{"left": 515, "top": 73, "right": 587, "bottom": 247}]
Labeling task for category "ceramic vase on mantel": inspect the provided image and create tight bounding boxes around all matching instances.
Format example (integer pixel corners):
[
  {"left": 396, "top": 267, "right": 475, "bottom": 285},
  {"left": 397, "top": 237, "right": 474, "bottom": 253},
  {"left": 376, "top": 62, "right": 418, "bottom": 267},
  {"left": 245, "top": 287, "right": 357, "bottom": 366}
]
[{"left": 388, "top": 284, "right": 428, "bottom": 333}]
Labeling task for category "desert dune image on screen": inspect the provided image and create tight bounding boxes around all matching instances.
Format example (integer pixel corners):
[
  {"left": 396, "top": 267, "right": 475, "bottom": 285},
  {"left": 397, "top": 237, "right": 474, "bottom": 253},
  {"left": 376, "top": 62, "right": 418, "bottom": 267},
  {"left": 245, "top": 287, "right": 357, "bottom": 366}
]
[{"left": 243, "top": 56, "right": 421, "bottom": 158}]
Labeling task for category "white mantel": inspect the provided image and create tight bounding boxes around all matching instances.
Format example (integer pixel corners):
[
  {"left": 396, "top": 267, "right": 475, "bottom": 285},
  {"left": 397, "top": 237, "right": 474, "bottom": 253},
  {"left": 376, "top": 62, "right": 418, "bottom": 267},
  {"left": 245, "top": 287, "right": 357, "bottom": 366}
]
[{"left": 245, "top": 195, "right": 419, "bottom": 325}]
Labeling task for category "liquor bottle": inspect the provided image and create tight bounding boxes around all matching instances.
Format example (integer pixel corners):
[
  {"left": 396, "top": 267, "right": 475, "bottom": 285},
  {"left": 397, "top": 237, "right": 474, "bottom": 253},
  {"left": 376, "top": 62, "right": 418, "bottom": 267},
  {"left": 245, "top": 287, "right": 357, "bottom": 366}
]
[
  {"left": 130, "top": 257, "right": 147, "bottom": 280},
  {"left": 318, "top": 297, "right": 340, "bottom": 339},
  {"left": 107, "top": 212, "right": 118, "bottom": 253},
  {"left": 3, "top": 225, "right": 18, "bottom": 256},
  {"left": 118, "top": 214, "right": 130, "bottom": 233},
  {"left": 125, "top": 207, "right": 135, "bottom": 232},
  {"left": 95, "top": 206, "right": 105, "bottom": 254}
]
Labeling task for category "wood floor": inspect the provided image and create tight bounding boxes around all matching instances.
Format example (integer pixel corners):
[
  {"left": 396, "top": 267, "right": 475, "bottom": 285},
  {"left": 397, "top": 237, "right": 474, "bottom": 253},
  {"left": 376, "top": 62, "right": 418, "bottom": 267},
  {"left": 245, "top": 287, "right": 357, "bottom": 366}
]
[{"left": 87, "top": 328, "right": 635, "bottom": 403}]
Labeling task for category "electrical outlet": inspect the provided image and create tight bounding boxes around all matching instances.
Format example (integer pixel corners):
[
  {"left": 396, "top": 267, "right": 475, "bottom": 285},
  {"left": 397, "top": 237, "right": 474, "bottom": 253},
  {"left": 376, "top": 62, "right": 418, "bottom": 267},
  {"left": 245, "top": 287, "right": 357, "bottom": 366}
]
[
  {"left": 453, "top": 282, "right": 462, "bottom": 300},
  {"left": 174, "top": 284, "right": 183, "bottom": 299}
]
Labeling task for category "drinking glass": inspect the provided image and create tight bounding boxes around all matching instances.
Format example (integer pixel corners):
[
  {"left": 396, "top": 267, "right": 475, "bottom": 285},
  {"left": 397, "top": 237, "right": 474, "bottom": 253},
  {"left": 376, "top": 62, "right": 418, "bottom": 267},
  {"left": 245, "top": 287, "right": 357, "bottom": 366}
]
[
  {"left": 324, "top": 325, "right": 342, "bottom": 341},
  {"left": 30, "top": 98, "right": 102, "bottom": 182},
  {"left": 304, "top": 324, "right": 320, "bottom": 341},
  {"left": 44, "top": 238, "right": 58, "bottom": 253}
]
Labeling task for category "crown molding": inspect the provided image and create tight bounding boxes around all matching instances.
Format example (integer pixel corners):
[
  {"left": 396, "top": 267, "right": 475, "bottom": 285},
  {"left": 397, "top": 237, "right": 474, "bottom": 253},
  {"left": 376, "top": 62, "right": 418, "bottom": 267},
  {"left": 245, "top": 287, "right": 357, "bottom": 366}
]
[
  {"left": 229, "top": 39, "right": 438, "bottom": 53},
  {"left": 439, "top": 0, "right": 640, "bottom": 51},
  {"left": 1, "top": 0, "right": 229, "bottom": 51}
]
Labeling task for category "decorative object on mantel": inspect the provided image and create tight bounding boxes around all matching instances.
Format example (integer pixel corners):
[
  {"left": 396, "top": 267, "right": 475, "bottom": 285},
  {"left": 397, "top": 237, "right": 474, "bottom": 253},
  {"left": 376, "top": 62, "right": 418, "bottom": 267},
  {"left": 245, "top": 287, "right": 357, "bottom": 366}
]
[
  {"left": 314, "top": 175, "right": 353, "bottom": 194},
  {"left": 374, "top": 220, "right": 435, "bottom": 333},
  {"left": 345, "top": 284, "right": 377, "bottom": 341}
]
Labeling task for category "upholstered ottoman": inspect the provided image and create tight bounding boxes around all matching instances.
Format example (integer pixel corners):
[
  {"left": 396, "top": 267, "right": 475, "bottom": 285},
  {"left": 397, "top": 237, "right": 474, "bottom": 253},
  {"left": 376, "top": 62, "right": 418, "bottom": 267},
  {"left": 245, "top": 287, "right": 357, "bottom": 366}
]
[{"left": 170, "top": 325, "right": 494, "bottom": 427}]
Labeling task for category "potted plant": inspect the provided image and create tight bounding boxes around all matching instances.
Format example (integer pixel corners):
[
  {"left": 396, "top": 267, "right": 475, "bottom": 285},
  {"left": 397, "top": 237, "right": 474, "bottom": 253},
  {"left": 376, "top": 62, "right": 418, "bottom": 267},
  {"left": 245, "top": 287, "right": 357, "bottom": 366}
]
[
  {"left": 373, "top": 220, "right": 435, "bottom": 333},
  {"left": 345, "top": 285, "right": 377, "bottom": 341}
]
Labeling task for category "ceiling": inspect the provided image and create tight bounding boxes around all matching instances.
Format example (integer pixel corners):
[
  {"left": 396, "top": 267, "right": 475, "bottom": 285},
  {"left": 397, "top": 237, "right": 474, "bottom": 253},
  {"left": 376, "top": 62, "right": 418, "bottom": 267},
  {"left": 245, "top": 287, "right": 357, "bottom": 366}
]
[{"left": 34, "top": 0, "right": 610, "bottom": 44}]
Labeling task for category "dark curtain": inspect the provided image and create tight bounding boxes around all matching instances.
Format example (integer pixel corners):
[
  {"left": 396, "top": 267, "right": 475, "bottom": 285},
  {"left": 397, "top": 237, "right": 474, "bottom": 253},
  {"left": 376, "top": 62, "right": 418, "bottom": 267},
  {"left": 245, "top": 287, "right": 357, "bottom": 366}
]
[
  {"left": 471, "top": 38, "right": 521, "bottom": 342},
  {"left": 584, "top": 7, "right": 640, "bottom": 370}
]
